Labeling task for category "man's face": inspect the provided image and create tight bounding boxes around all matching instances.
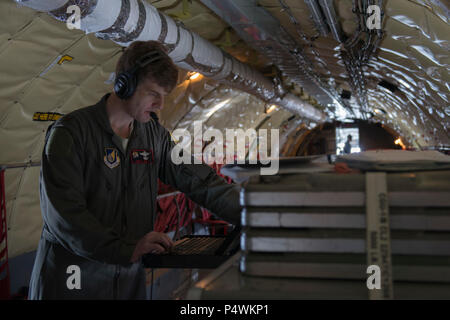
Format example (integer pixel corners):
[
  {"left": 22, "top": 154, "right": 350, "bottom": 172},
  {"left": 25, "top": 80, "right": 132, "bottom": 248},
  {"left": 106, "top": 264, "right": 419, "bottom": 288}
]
[{"left": 124, "top": 77, "right": 169, "bottom": 123}]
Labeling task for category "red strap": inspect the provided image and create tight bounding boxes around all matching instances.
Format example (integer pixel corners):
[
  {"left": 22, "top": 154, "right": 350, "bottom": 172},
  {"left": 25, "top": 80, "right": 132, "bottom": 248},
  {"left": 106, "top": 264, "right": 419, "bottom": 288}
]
[
  {"left": 0, "top": 248, "right": 6, "bottom": 259},
  {"left": 154, "top": 161, "right": 233, "bottom": 234}
]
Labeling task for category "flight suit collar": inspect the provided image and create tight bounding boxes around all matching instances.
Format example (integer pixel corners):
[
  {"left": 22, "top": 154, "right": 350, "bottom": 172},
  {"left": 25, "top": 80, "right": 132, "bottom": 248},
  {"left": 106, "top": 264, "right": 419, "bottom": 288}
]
[{"left": 94, "top": 93, "right": 145, "bottom": 154}]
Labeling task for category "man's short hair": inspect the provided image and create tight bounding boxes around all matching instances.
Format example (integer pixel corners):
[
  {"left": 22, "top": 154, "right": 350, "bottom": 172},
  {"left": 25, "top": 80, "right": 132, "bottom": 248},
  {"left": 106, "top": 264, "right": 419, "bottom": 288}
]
[{"left": 115, "top": 41, "right": 179, "bottom": 93}]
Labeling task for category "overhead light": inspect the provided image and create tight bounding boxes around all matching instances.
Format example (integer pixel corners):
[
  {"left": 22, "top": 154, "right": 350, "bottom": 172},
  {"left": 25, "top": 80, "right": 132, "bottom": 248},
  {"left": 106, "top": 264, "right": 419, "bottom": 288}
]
[
  {"left": 395, "top": 138, "right": 406, "bottom": 150},
  {"left": 188, "top": 72, "right": 201, "bottom": 80},
  {"left": 374, "top": 108, "right": 387, "bottom": 115},
  {"left": 266, "top": 104, "right": 278, "bottom": 114}
]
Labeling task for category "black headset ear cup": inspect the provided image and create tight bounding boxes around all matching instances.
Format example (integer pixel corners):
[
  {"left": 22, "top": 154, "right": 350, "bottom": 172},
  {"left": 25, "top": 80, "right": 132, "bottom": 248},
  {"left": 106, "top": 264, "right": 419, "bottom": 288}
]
[
  {"left": 114, "top": 72, "right": 128, "bottom": 99},
  {"left": 114, "top": 71, "right": 137, "bottom": 100}
]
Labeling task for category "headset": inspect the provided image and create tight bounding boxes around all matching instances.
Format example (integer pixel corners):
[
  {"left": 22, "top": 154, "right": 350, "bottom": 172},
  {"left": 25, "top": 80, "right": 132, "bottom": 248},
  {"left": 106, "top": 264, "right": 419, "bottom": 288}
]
[{"left": 114, "top": 50, "right": 163, "bottom": 100}]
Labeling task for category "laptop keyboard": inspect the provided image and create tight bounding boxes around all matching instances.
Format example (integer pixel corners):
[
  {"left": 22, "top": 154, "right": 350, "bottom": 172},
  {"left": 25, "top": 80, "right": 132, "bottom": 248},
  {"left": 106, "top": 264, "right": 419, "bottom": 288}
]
[{"left": 168, "top": 237, "right": 226, "bottom": 255}]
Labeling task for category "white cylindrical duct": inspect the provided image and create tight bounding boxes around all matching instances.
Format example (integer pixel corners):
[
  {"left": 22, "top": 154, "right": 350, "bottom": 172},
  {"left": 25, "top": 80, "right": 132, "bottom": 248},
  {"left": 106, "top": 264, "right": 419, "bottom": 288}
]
[
  {"left": 276, "top": 93, "right": 325, "bottom": 123},
  {"left": 81, "top": 0, "right": 122, "bottom": 33},
  {"left": 14, "top": 0, "right": 326, "bottom": 122}
]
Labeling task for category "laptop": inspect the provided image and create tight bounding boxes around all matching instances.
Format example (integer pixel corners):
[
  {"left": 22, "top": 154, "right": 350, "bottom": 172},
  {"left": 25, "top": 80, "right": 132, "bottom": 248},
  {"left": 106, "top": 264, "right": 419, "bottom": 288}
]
[{"left": 141, "top": 227, "right": 241, "bottom": 268}]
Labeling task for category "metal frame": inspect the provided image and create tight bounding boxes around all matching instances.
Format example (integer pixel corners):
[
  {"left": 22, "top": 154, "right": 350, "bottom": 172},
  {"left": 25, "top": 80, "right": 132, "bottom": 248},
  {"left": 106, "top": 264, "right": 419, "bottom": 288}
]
[
  {"left": 242, "top": 210, "right": 450, "bottom": 231},
  {"left": 241, "top": 191, "right": 450, "bottom": 207}
]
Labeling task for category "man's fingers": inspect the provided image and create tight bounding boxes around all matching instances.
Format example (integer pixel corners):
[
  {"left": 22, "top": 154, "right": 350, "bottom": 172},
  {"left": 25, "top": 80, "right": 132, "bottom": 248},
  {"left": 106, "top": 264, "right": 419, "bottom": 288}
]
[
  {"left": 147, "top": 243, "right": 165, "bottom": 254},
  {"left": 142, "top": 232, "right": 174, "bottom": 252},
  {"left": 158, "top": 234, "right": 174, "bottom": 249},
  {"left": 148, "top": 232, "right": 173, "bottom": 250},
  {"left": 131, "top": 233, "right": 174, "bottom": 262}
]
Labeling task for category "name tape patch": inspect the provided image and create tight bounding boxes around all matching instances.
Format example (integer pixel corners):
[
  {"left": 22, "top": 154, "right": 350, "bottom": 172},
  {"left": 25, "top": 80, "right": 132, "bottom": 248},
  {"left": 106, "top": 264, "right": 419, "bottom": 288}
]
[{"left": 131, "top": 149, "right": 153, "bottom": 164}]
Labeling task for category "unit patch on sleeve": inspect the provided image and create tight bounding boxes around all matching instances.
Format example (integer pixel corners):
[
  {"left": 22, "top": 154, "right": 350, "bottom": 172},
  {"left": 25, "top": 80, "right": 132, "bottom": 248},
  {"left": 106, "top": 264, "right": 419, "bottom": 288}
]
[
  {"left": 131, "top": 149, "right": 153, "bottom": 164},
  {"left": 104, "top": 148, "right": 121, "bottom": 169}
]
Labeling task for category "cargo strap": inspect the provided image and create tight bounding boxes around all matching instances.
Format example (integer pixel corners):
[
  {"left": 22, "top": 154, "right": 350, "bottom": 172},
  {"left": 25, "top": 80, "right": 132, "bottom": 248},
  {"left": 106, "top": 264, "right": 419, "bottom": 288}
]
[{"left": 366, "top": 172, "right": 394, "bottom": 300}]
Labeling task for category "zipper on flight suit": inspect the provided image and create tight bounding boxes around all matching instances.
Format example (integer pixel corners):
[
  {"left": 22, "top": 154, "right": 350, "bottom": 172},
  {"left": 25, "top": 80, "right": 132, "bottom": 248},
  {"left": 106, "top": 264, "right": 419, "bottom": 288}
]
[
  {"left": 113, "top": 158, "right": 127, "bottom": 299},
  {"left": 113, "top": 151, "right": 126, "bottom": 300},
  {"left": 113, "top": 123, "right": 133, "bottom": 300}
]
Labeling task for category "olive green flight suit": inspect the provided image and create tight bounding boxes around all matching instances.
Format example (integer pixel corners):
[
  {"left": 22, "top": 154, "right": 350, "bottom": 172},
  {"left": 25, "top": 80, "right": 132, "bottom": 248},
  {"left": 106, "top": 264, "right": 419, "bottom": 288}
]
[{"left": 29, "top": 94, "right": 241, "bottom": 299}]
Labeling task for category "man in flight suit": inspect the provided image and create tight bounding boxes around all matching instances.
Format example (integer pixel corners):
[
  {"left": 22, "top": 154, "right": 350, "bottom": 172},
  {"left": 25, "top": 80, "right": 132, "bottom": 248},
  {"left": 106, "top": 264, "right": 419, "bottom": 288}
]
[{"left": 29, "top": 41, "right": 241, "bottom": 299}]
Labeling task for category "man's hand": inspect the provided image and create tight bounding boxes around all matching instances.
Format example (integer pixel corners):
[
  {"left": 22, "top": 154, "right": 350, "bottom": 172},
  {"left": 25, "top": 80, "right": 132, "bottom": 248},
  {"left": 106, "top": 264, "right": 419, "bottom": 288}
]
[{"left": 130, "top": 231, "right": 174, "bottom": 263}]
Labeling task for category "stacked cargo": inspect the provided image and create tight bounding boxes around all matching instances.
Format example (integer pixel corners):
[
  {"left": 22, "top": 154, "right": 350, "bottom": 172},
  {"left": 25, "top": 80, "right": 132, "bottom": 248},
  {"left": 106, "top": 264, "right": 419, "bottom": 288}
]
[{"left": 239, "top": 170, "right": 450, "bottom": 299}]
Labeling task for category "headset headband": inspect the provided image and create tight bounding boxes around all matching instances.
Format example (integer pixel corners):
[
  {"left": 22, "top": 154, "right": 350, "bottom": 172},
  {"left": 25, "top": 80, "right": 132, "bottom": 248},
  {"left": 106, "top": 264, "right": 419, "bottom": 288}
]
[{"left": 128, "top": 50, "right": 163, "bottom": 74}]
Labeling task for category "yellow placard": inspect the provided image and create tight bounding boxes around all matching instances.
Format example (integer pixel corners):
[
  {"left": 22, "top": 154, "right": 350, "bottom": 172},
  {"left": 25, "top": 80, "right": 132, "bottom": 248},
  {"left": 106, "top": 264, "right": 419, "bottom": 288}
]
[{"left": 33, "top": 112, "right": 64, "bottom": 121}]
